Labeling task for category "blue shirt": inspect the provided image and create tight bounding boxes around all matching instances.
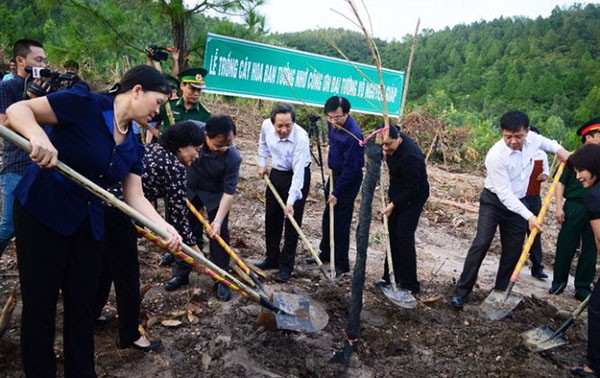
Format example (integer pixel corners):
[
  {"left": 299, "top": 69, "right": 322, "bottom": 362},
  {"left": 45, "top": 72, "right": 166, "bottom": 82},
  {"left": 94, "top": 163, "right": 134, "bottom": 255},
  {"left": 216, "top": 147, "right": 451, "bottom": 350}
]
[
  {"left": 0, "top": 75, "right": 34, "bottom": 175},
  {"left": 14, "top": 86, "right": 145, "bottom": 240},
  {"left": 327, "top": 115, "right": 364, "bottom": 198}
]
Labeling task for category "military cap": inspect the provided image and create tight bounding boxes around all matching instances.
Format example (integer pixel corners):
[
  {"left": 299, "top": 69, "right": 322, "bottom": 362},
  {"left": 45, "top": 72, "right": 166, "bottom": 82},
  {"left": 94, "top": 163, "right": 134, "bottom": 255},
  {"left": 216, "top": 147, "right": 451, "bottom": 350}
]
[
  {"left": 178, "top": 68, "right": 208, "bottom": 89},
  {"left": 576, "top": 117, "right": 600, "bottom": 136}
]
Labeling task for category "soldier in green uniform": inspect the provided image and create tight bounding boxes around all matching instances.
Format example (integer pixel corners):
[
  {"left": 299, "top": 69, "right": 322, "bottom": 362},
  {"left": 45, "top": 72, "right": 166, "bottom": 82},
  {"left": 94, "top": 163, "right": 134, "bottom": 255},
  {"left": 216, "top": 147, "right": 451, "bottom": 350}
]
[
  {"left": 551, "top": 117, "right": 600, "bottom": 300},
  {"left": 158, "top": 67, "right": 211, "bottom": 134}
]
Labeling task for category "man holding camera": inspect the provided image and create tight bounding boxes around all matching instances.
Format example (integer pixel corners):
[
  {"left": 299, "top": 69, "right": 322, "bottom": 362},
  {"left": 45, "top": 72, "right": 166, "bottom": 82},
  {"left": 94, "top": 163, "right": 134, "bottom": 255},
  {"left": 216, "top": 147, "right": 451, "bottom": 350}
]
[{"left": 0, "top": 38, "right": 47, "bottom": 258}]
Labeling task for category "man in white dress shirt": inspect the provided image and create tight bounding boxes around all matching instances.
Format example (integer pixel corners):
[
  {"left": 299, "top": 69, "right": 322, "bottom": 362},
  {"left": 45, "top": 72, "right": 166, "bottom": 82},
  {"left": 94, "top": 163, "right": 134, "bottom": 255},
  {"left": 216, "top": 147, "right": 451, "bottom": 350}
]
[
  {"left": 256, "top": 103, "right": 312, "bottom": 283},
  {"left": 451, "top": 111, "right": 570, "bottom": 309}
]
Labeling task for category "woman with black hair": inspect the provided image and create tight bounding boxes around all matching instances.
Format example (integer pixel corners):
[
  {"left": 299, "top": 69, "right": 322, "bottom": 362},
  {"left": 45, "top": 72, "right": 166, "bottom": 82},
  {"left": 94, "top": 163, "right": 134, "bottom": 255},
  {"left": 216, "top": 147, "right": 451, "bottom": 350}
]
[
  {"left": 95, "top": 121, "right": 204, "bottom": 352},
  {"left": 567, "top": 143, "right": 600, "bottom": 377},
  {"left": 5, "top": 65, "right": 182, "bottom": 378}
]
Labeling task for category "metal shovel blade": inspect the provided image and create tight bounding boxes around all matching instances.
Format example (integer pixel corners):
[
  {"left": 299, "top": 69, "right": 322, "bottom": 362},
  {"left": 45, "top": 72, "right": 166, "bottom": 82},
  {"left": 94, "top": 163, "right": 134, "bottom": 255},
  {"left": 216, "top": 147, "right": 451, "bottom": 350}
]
[
  {"left": 479, "top": 290, "right": 523, "bottom": 320},
  {"left": 379, "top": 286, "right": 418, "bottom": 309},
  {"left": 521, "top": 325, "right": 567, "bottom": 352},
  {"left": 265, "top": 292, "right": 328, "bottom": 333}
]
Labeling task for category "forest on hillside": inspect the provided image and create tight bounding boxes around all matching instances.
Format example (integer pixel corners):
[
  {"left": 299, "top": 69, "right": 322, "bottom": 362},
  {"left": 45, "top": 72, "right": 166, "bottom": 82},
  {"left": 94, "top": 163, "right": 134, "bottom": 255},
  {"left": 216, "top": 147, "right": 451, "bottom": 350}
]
[{"left": 1, "top": 1, "right": 599, "bottom": 156}]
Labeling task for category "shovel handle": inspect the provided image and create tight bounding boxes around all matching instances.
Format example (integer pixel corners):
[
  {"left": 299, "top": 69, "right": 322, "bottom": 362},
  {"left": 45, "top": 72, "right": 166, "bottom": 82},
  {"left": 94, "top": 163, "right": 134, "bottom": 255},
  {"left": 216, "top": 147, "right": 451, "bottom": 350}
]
[
  {"left": 263, "top": 175, "right": 330, "bottom": 280},
  {"left": 508, "top": 161, "right": 566, "bottom": 284},
  {"left": 329, "top": 170, "right": 336, "bottom": 281},
  {"left": 379, "top": 168, "right": 399, "bottom": 291}
]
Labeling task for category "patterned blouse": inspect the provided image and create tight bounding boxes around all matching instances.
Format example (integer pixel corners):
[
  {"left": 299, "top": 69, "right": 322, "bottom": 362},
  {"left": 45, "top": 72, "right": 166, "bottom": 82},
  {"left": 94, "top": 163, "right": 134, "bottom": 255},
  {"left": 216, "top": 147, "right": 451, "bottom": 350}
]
[{"left": 141, "top": 143, "right": 195, "bottom": 246}]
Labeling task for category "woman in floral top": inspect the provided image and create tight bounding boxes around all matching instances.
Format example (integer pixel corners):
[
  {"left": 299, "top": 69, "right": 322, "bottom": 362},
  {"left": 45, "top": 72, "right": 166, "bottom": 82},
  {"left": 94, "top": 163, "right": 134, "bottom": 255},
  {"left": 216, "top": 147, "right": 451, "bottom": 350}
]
[{"left": 95, "top": 121, "right": 203, "bottom": 351}]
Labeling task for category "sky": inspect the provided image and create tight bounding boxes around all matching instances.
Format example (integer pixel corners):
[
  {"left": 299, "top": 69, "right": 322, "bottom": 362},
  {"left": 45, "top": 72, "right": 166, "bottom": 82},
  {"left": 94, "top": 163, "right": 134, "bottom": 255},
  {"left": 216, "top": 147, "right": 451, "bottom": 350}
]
[{"left": 255, "top": 0, "right": 594, "bottom": 41}]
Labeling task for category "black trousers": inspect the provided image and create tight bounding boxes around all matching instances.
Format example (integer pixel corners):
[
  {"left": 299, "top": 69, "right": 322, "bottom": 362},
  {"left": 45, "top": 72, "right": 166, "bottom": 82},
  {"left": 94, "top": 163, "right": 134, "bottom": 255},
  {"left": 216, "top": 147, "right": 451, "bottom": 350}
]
[
  {"left": 383, "top": 199, "right": 427, "bottom": 293},
  {"left": 318, "top": 172, "right": 363, "bottom": 272},
  {"left": 94, "top": 207, "right": 141, "bottom": 347},
  {"left": 522, "top": 195, "right": 543, "bottom": 272},
  {"left": 264, "top": 167, "right": 310, "bottom": 273},
  {"left": 454, "top": 189, "right": 527, "bottom": 298},
  {"left": 14, "top": 201, "right": 101, "bottom": 378},
  {"left": 173, "top": 195, "right": 230, "bottom": 277},
  {"left": 588, "top": 278, "right": 600, "bottom": 372}
]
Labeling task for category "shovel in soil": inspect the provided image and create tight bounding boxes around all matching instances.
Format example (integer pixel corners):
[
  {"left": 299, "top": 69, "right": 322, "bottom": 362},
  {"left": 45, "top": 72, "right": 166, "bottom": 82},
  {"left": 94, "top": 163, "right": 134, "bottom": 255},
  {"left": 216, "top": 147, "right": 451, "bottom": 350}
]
[
  {"left": 521, "top": 293, "right": 590, "bottom": 352},
  {"left": 0, "top": 126, "right": 328, "bottom": 333},
  {"left": 377, "top": 169, "right": 417, "bottom": 309},
  {"left": 480, "top": 161, "right": 566, "bottom": 320},
  {"left": 263, "top": 176, "right": 331, "bottom": 281}
]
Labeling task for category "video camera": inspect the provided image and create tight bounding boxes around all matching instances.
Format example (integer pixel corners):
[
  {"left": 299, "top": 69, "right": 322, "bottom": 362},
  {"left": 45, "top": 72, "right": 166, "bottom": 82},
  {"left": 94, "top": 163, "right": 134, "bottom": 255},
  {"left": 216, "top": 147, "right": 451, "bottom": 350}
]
[
  {"left": 309, "top": 115, "right": 321, "bottom": 138},
  {"left": 146, "top": 45, "right": 171, "bottom": 62},
  {"left": 24, "top": 66, "right": 77, "bottom": 97}
]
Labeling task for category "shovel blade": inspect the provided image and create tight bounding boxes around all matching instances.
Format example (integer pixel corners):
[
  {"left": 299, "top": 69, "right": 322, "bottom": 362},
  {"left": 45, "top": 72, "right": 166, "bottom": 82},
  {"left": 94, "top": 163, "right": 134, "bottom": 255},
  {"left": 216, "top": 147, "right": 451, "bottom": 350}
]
[
  {"left": 379, "top": 286, "right": 418, "bottom": 309},
  {"left": 271, "top": 292, "right": 329, "bottom": 333},
  {"left": 521, "top": 325, "right": 567, "bottom": 352},
  {"left": 479, "top": 290, "right": 523, "bottom": 320}
]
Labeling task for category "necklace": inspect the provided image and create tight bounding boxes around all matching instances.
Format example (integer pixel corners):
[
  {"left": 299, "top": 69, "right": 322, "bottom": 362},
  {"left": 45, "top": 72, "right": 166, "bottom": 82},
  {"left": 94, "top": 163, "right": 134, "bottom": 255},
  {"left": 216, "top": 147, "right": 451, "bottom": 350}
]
[{"left": 113, "top": 112, "right": 129, "bottom": 135}]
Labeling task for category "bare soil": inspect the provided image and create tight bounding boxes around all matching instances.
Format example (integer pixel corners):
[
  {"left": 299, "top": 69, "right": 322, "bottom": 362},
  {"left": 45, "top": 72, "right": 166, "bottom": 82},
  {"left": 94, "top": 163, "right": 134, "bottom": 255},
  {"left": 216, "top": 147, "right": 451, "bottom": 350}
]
[{"left": 0, "top": 99, "right": 592, "bottom": 377}]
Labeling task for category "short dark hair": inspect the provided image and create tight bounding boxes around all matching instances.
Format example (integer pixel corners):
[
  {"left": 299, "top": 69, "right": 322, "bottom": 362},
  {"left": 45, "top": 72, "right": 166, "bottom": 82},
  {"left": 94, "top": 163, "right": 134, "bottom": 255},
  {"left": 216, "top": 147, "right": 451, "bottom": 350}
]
[
  {"left": 500, "top": 111, "right": 529, "bottom": 132},
  {"left": 159, "top": 121, "right": 204, "bottom": 154},
  {"left": 377, "top": 123, "right": 399, "bottom": 139},
  {"left": 13, "top": 38, "right": 44, "bottom": 59},
  {"left": 568, "top": 143, "right": 600, "bottom": 180},
  {"left": 324, "top": 96, "right": 351, "bottom": 114},
  {"left": 110, "top": 65, "right": 171, "bottom": 96},
  {"left": 583, "top": 130, "right": 600, "bottom": 144},
  {"left": 205, "top": 115, "right": 236, "bottom": 139},
  {"left": 270, "top": 103, "right": 295, "bottom": 124}
]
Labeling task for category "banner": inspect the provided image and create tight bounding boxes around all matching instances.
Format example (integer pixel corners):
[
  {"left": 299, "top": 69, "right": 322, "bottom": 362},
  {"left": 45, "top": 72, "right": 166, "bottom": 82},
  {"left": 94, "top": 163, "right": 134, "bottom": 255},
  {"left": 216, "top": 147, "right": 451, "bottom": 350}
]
[{"left": 203, "top": 33, "right": 405, "bottom": 116}]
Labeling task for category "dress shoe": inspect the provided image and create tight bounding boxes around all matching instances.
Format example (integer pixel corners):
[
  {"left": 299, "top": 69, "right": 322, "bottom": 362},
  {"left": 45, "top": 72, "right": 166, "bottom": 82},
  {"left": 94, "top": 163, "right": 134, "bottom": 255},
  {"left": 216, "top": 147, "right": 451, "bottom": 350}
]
[
  {"left": 160, "top": 252, "right": 175, "bottom": 266},
  {"left": 549, "top": 281, "right": 567, "bottom": 295},
  {"left": 255, "top": 260, "right": 277, "bottom": 270},
  {"left": 335, "top": 268, "right": 349, "bottom": 278},
  {"left": 273, "top": 270, "right": 290, "bottom": 283},
  {"left": 164, "top": 275, "right": 189, "bottom": 291},
  {"left": 575, "top": 291, "right": 591, "bottom": 302},
  {"left": 373, "top": 279, "right": 390, "bottom": 288},
  {"left": 531, "top": 269, "right": 548, "bottom": 280},
  {"left": 123, "top": 339, "right": 162, "bottom": 352},
  {"left": 215, "top": 282, "right": 232, "bottom": 302},
  {"left": 450, "top": 295, "right": 465, "bottom": 309},
  {"left": 571, "top": 366, "right": 599, "bottom": 377},
  {"left": 95, "top": 314, "right": 114, "bottom": 327}
]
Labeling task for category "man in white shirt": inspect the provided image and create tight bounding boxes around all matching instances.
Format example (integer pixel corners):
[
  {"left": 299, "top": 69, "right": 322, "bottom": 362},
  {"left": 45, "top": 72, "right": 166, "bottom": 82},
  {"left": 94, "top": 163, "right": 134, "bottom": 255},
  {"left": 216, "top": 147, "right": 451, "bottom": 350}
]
[
  {"left": 451, "top": 111, "right": 570, "bottom": 309},
  {"left": 256, "top": 103, "right": 312, "bottom": 283}
]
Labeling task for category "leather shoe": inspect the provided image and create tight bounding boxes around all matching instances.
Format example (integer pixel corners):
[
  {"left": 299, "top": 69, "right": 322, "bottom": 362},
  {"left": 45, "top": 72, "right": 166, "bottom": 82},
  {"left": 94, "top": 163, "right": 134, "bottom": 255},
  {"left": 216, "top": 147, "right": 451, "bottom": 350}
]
[
  {"left": 274, "top": 271, "right": 290, "bottom": 283},
  {"left": 215, "top": 282, "right": 232, "bottom": 302},
  {"left": 450, "top": 295, "right": 465, "bottom": 309},
  {"left": 160, "top": 252, "right": 175, "bottom": 266},
  {"left": 373, "top": 279, "right": 390, "bottom": 288},
  {"left": 95, "top": 314, "right": 114, "bottom": 327},
  {"left": 164, "top": 275, "right": 189, "bottom": 291},
  {"left": 531, "top": 269, "right": 548, "bottom": 280},
  {"left": 549, "top": 281, "right": 567, "bottom": 295},
  {"left": 571, "top": 366, "right": 599, "bottom": 377},
  {"left": 255, "top": 260, "right": 277, "bottom": 270},
  {"left": 575, "top": 291, "right": 591, "bottom": 302},
  {"left": 124, "top": 339, "right": 162, "bottom": 352},
  {"left": 335, "top": 268, "right": 349, "bottom": 278}
]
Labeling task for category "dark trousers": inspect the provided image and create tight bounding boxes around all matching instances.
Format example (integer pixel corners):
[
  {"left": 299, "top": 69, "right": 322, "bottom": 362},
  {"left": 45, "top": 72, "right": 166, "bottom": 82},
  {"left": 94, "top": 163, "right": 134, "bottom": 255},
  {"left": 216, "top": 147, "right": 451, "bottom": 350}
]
[
  {"left": 14, "top": 202, "right": 101, "bottom": 378},
  {"left": 553, "top": 200, "right": 597, "bottom": 296},
  {"left": 319, "top": 172, "right": 363, "bottom": 272},
  {"left": 383, "top": 199, "right": 427, "bottom": 293},
  {"left": 264, "top": 167, "right": 310, "bottom": 273},
  {"left": 94, "top": 207, "right": 141, "bottom": 347},
  {"left": 588, "top": 278, "right": 600, "bottom": 372},
  {"left": 173, "top": 195, "right": 230, "bottom": 277},
  {"left": 522, "top": 195, "right": 544, "bottom": 272},
  {"left": 454, "top": 189, "right": 527, "bottom": 298}
]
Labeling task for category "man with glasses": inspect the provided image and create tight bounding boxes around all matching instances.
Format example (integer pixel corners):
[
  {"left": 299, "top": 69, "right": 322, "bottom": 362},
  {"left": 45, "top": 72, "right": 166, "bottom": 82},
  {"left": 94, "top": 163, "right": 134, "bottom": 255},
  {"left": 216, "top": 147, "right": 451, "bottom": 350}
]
[
  {"left": 0, "top": 38, "right": 47, "bottom": 258},
  {"left": 164, "top": 116, "right": 242, "bottom": 302},
  {"left": 450, "top": 111, "right": 570, "bottom": 309},
  {"left": 307, "top": 96, "right": 364, "bottom": 277}
]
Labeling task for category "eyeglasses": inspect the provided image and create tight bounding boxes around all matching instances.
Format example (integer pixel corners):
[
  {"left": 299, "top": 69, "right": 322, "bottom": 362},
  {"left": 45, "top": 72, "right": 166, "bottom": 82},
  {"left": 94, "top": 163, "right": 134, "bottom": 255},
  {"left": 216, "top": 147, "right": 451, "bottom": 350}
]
[{"left": 326, "top": 113, "right": 347, "bottom": 121}]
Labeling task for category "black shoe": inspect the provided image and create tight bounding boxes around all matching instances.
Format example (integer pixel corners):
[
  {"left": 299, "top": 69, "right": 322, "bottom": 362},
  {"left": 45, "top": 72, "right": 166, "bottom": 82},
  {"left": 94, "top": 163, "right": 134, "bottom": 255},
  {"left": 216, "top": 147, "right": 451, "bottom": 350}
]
[
  {"left": 450, "top": 295, "right": 465, "bottom": 309},
  {"left": 160, "top": 252, "right": 175, "bottom": 266},
  {"left": 124, "top": 339, "right": 162, "bottom": 352},
  {"left": 164, "top": 275, "right": 189, "bottom": 291},
  {"left": 274, "top": 271, "right": 290, "bottom": 283},
  {"left": 305, "top": 257, "right": 329, "bottom": 265},
  {"left": 373, "top": 279, "right": 390, "bottom": 288},
  {"left": 335, "top": 268, "right": 349, "bottom": 278},
  {"left": 575, "top": 291, "right": 591, "bottom": 302},
  {"left": 255, "top": 260, "right": 277, "bottom": 270},
  {"left": 571, "top": 366, "right": 600, "bottom": 377},
  {"left": 531, "top": 269, "right": 548, "bottom": 280},
  {"left": 95, "top": 314, "right": 114, "bottom": 327},
  {"left": 549, "top": 282, "right": 567, "bottom": 295},
  {"left": 215, "top": 282, "right": 232, "bottom": 302}
]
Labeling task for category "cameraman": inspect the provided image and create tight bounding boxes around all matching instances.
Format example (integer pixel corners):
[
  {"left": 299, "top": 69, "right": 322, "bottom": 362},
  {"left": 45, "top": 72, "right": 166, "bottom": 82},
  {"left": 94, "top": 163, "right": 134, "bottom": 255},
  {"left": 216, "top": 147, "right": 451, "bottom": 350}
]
[{"left": 0, "top": 38, "right": 47, "bottom": 258}]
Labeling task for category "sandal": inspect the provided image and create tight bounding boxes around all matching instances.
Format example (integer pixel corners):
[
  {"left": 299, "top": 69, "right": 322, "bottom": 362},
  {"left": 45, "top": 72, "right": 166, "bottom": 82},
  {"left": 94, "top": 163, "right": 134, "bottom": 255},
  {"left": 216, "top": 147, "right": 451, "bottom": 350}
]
[{"left": 571, "top": 366, "right": 599, "bottom": 377}]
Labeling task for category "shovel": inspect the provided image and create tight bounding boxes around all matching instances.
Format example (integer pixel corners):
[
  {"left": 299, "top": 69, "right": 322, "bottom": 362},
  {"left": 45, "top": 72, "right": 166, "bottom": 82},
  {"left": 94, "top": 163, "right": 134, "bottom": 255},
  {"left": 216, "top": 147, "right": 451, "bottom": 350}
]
[
  {"left": 0, "top": 126, "right": 328, "bottom": 333},
  {"left": 521, "top": 293, "right": 591, "bottom": 352},
  {"left": 377, "top": 169, "right": 417, "bottom": 309},
  {"left": 263, "top": 175, "right": 331, "bottom": 281},
  {"left": 328, "top": 170, "right": 336, "bottom": 281},
  {"left": 480, "top": 161, "right": 566, "bottom": 320},
  {"left": 185, "top": 198, "right": 270, "bottom": 296}
]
